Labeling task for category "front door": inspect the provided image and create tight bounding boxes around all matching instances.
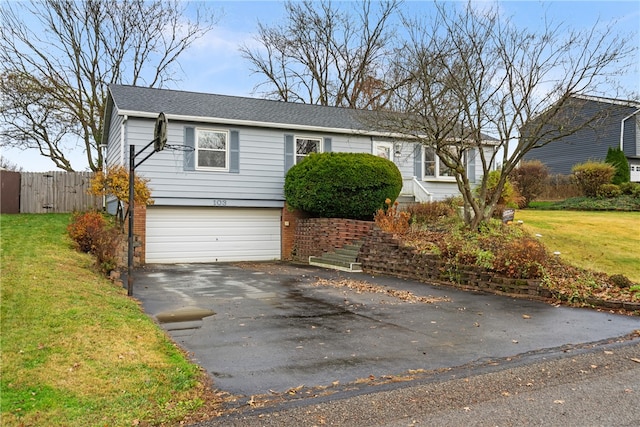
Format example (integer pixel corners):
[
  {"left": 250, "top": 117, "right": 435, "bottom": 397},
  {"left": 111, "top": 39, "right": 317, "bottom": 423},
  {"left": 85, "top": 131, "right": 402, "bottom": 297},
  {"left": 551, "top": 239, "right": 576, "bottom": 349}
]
[{"left": 373, "top": 141, "right": 394, "bottom": 162}]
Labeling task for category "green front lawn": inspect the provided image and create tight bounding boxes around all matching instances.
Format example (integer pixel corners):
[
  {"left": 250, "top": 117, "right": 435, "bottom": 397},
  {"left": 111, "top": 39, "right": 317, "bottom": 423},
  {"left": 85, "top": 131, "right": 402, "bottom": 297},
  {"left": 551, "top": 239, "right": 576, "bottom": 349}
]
[
  {"left": 0, "top": 214, "right": 220, "bottom": 426},
  {"left": 515, "top": 210, "right": 640, "bottom": 283}
]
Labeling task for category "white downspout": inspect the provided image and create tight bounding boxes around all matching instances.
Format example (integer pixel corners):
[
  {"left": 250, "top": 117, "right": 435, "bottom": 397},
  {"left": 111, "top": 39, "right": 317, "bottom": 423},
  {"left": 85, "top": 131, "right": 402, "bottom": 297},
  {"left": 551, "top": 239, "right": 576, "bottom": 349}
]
[
  {"left": 620, "top": 109, "right": 640, "bottom": 151},
  {"left": 120, "top": 115, "right": 128, "bottom": 165}
]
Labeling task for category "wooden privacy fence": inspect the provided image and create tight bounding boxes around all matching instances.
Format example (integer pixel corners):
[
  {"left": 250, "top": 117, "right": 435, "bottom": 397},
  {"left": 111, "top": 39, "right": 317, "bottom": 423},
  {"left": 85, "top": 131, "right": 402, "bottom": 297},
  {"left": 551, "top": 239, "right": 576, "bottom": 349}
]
[{"left": 18, "top": 172, "right": 102, "bottom": 213}]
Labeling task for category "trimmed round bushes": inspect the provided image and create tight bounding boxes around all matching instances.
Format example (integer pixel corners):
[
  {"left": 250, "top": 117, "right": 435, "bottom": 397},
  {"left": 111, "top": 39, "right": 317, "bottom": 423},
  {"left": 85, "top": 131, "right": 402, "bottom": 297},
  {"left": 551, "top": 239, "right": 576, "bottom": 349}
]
[
  {"left": 572, "top": 161, "right": 615, "bottom": 198},
  {"left": 285, "top": 152, "right": 403, "bottom": 220}
]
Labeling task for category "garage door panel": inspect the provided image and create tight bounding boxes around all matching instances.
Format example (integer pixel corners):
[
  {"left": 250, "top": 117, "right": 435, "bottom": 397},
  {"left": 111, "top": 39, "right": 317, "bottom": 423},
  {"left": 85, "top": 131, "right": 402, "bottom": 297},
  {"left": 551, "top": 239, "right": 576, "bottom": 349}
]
[{"left": 146, "top": 207, "right": 281, "bottom": 263}]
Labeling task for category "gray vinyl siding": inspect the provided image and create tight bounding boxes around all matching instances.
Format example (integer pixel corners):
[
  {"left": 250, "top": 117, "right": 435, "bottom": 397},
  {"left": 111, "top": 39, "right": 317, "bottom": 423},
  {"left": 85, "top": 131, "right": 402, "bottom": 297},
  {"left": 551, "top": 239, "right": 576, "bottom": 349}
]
[
  {"left": 124, "top": 119, "right": 458, "bottom": 206},
  {"left": 423, "top": 181, "right": 461, "bottom": 201},
  {"left": 522, "top": 99, "right": 639, "bottom": 175},
  {"left": 636, "top": 118, "right": 640, "bottom": 155},
  {"left": 104, "top": 89, "right": 500, "bottom": 208},
  {"left": 104, "top": 112, "right": 125, "bottom": 214},
  {"left": 106, "top": 112, "right": 125, "bottom": 167},
  {"left": 132, "top": 119, "right": 286, "bottom": 207},
  {"left": 323, "top": 135, "right": 416, "bottom": 179},
  {"left": 390, "top": 140, "right": 416, "bottom": 178}
]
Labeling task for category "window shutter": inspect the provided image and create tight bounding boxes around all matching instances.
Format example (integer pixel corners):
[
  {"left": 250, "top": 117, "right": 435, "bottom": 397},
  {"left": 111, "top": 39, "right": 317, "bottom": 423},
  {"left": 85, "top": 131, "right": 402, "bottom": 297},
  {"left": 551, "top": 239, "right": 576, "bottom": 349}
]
[
  {"left": 323, "top": 137, "right": 332, "bottom": 152},
  {"left": 184, "top": 126, "right": 195, "bottom": 171},
  {"left": 466, "top": 148, "right": 476, "bottom": 183},
  {"left": 284, "top": 134, "right": 294, "bottom": 172},
  {"left": 230, "top": 130, "right": 240, "bottom": 173},
  {"left": 413, "top": 144, "right": 422, "bottom": 178}
]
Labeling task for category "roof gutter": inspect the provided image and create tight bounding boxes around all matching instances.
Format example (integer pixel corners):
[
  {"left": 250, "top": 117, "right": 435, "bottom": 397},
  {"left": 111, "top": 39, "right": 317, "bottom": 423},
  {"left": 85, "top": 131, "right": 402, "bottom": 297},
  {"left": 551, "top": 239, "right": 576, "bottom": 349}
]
[
  {"left": 620, "top": 108, "right": 640, "bottom": 151},
  {"left": 116, "top": 109, "right": 408, "bottom": 139},
  {"left": 115, "top": 110, "right": 500, "bottom": 146}
]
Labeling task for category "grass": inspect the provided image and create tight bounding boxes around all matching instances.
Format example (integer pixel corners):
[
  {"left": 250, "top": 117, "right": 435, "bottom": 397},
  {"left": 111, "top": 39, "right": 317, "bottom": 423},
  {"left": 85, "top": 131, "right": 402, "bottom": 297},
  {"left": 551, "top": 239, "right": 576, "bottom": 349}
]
[
  {"left": 0, "top": 214, "right": 220, "bottom": 426},
  {"left": 529, "top": 195, "right": 640, "bottom": 211},
  {"left": 515, "top": 210, "right": 640, "bottom": 283}
]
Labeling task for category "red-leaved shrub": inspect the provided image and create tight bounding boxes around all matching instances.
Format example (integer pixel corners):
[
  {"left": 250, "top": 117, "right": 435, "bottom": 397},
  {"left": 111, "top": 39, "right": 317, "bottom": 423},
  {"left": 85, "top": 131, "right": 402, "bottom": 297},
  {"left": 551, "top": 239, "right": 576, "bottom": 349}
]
[
  {"left": 510, "top": 160, "right": 549, "bottom": 207},
  {"left": 492, "top": 237, "right": 548, "bottom": 279},
  {"left": 67, "top": 211, "right": 107, "bottom": 253},
  {"left": 68, "top": 211, "right": 122, "bottom": 273}
]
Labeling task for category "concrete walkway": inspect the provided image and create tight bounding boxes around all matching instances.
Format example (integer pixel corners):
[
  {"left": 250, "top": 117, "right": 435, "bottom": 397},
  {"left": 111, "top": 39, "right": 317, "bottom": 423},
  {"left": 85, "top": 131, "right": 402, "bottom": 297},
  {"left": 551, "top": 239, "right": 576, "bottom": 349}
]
[{"left": 132, "top": 262, "right": 639, "bottom": 404}]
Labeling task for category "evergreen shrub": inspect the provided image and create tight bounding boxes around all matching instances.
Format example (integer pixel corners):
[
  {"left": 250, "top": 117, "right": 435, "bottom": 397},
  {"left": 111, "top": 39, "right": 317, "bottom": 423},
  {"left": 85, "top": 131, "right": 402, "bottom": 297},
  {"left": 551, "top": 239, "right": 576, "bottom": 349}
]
[
  {"left": 605, "top": 147, "right": 630, "bottom": 185},
  {"left": 284, "top": 152, "right": 403, "bottom": 220}
]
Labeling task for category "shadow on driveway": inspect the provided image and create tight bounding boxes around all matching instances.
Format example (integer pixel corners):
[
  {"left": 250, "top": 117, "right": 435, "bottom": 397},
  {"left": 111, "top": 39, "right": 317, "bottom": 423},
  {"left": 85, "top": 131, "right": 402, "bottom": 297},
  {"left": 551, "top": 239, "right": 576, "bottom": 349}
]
[{"left": 133, "top": 262, "right": 639, "bottom": 400}]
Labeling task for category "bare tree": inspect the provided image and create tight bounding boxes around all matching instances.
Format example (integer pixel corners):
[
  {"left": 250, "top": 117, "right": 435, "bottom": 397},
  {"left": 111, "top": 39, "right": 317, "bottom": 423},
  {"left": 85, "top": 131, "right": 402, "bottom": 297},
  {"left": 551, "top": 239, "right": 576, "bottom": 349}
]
[
  {"left": 0, "top": 155, "right": 23, "bottom": 172},
  {"left": 240, "top": 0, "right": 401, "bottom": 108},
  {"left": 372, "top": 2, "right": 636, "bottom": 228},
  {"left": 0, "top": 0, "right": 217, "bottom": 172}
]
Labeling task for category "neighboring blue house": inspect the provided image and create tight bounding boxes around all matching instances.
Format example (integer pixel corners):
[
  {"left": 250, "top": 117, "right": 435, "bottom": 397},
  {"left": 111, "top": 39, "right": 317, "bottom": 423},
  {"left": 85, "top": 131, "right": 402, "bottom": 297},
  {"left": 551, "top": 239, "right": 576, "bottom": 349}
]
[
  {"left": 522, "top": 94, "right": 640, "bottom": 181},
  {"left": 102, "top": 85, "right": 496, "bottom": 264}
]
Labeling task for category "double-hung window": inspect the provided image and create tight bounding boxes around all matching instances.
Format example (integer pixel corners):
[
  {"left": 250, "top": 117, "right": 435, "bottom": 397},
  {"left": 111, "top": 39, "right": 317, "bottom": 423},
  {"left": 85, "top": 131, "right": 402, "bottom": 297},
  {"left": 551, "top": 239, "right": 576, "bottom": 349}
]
[
  {"left": 196, "top": 128, "right": 229, "bottom": 170},
  {"left": 295, "top": 136, "right": 321, "bottom": 164},
  {"left": 424, "top": 147, "right": 455, "bottom": 180}
]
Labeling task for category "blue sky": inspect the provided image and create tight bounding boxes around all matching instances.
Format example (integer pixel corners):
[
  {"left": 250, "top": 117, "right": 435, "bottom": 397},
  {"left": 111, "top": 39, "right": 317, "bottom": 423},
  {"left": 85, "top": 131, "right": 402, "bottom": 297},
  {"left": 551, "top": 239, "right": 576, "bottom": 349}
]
[{"left": 2, "top": 0, "right": 639, "bottom": 172}]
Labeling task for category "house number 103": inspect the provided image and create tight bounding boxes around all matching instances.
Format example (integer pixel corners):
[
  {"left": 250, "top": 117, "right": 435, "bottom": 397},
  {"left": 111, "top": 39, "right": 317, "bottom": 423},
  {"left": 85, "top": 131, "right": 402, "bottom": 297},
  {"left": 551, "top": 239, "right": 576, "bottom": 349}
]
[{"left": 212, "top": 199, "right": 227, "bottom": 206}]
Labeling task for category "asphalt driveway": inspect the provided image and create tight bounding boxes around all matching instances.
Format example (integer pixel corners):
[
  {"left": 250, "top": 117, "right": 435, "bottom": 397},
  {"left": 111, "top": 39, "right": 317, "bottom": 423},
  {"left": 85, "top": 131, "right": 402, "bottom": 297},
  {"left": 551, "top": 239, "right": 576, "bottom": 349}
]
[{"left": 133, "top": 262, "right": 639, "bottom": 400}]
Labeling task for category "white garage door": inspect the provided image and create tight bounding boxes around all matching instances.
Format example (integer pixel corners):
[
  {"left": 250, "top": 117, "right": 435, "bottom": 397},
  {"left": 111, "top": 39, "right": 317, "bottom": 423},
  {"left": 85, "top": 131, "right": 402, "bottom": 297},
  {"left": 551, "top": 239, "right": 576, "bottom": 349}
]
[{"left": 146, "top": 206, "right": 281, "bottom": 263}]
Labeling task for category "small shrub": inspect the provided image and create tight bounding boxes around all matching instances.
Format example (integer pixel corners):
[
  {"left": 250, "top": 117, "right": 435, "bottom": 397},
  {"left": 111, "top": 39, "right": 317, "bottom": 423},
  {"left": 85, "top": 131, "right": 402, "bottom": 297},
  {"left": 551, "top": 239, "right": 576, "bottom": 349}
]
[
  {"left": 478, "top": 170, "right": 524, "bottom": 209},
  {"left": 474, "top": 249, "right": 495, "bottom": 270},
  {"left": 619, "top": 182, "right": 640, "bottom": 197},
  {"left": 596, "top": 183, "right": 621, "bottom": 198},
  {"left": 605, "top": 147, "right": 630, "bottom": 185},
  {"left": 609, "top": 274, "right": 633, "bottom": 289},
  {"left": 68, "top": 210, "right": 122, "bottom": 273},
  {"left": 492, "top": 237, "right": 548, "bottom": 279},
  {"left": 510, "top": 160, "right": 549, "bottom": 207},
  {"left": 374, "top": 199, "right": 410, "bottom": 234},
  {"left": 571, "top": 161, "right": 615, "bottom": 198},
  {"left": 68, "top": 210, "right": 107, "bottom": 253},
  {"left": 406, "top": 201, "right": 455, "bottom": 226},
  {"left": 92, "top": 226, "right": 122, "bottom": 273}
]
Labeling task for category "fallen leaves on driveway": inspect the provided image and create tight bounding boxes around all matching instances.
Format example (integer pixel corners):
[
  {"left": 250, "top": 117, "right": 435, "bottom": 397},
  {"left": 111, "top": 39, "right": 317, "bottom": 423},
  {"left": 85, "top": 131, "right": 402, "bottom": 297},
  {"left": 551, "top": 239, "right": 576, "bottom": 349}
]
[{"left": 312, "top": 278, "right": 450, "bottom": 304}]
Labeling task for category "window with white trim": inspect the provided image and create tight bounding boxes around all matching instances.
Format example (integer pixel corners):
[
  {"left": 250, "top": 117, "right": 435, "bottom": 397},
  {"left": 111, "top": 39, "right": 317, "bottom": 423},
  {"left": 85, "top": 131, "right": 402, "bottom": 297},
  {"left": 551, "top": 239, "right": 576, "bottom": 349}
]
[
  {"left": 295, "top": 136, "right": 321, "bottom": 163},
  {"left": 196, "top": 128, "right": 229, "bottom": 170},
  {"left": 424, "top": 147, "right": 455, "bottom": 180}
]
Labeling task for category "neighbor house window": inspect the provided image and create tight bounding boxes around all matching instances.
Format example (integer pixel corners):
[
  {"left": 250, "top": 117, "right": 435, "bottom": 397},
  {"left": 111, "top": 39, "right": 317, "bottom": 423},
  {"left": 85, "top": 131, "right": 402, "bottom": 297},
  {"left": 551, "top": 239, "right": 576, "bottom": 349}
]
[
  {"left": 295, "top": 136, "right": 321, "bottom": 163},
  {"left": 424, "top": 147, "right": 455, "bottom": 180},
  {"left": 196, "top": 128, "right": 229, "bottom": 170}
]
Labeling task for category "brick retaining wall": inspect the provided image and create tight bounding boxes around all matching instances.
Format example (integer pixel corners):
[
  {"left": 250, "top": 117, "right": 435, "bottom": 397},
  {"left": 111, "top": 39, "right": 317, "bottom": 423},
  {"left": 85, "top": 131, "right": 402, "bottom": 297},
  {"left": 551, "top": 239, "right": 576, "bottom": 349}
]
[
  {"left": 293, "top": 218, "right": 374, "bottom": 262},
  {"left": 358, "top": 229, "right": 640, "bottom": 312},
  {"left": 359, "top": 229, "right": 548, "bottom": 298}
]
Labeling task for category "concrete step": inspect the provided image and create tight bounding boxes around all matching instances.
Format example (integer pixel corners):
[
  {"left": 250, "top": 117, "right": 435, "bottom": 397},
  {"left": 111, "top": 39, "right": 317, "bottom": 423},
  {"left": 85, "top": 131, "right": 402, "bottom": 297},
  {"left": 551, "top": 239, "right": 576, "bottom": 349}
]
[
  {"left": 308, "top": 240, "right": 364, "bottom": 272},
  {"left": 397, "top": 195, "right": 417, "bottom": 209},
  {"left": 309, "top": 257, "right": 362, "bottom": 272},
  {"left": 334, "top": 247, "right": 360, "bottom": 257},
  {"left": 319, "top": 252, "right": 358, "bottom": 263}
]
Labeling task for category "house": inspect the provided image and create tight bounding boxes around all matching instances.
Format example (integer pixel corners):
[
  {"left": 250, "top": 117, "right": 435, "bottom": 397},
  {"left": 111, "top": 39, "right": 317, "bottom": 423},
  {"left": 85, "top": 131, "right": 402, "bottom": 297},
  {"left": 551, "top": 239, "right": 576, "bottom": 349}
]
[
  {"left": 102, "top": 85, "right": 496, "bottom": 264},
  {"left": 522, "top": 94, "right": 640, "bottom": 182}
]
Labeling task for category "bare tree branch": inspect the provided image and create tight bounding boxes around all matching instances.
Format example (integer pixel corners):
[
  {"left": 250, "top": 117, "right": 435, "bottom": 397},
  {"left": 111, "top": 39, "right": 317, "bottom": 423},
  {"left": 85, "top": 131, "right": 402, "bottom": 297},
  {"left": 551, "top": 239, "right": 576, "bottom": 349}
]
[
  {"left": 370, "top": 1, "right": 636, "bottom": 227},
  {"left": 0, "top": 0, "right": 218, "bottom": 171},
  {"left": 240, "top": 0, "right": 400, "bottom": 108}
]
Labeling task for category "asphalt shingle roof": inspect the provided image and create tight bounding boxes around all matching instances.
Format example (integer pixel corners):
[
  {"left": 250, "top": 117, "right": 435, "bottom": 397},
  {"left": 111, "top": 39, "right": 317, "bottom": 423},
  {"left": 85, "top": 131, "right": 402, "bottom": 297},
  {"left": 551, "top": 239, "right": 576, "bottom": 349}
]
[{"left": 108, "top": 84, "right": 370, "bottom": 131}]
